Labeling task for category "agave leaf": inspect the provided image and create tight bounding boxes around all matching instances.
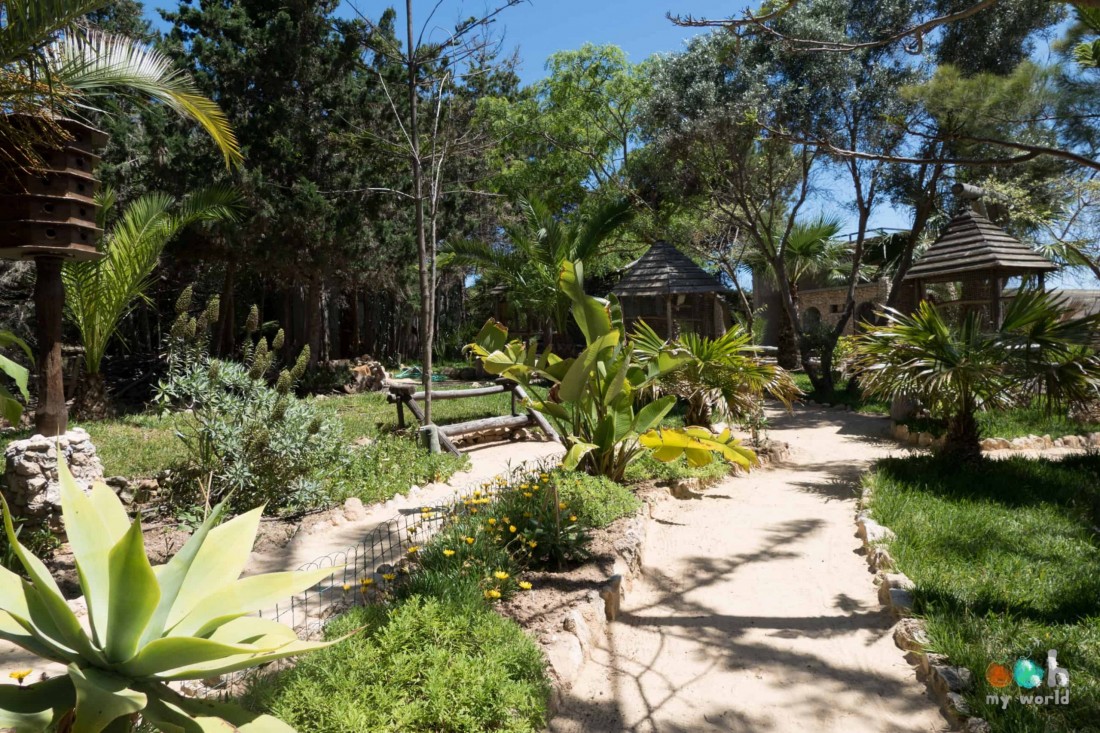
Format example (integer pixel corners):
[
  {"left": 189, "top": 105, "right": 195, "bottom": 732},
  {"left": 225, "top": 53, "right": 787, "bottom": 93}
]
[
  {"left": 144, "top": 687, "right": 293, "bottom": 733},
  {"left": 120, "top": 636, "right": 282, "bottom": 678},
  {"left": 0, "top": 676, "right": 75, "bottom": 733},
  {"left": 59, "top": 460, "right": 129, "bottom": 648},
  {"left": 68, "top": 665, "right": 147, "bottom": 733},
  {"left": 0, "top": 607, "right": 75, "bottom": 665},
  {"left": 1, "top": 497, "right": 104, "bottom": 665},
  {"left": 203, "top": 617, "right": 299, "bottom": 646},
  {"left": 141, "top": 501, "right": 228, "bottom": 647},
  {"left": 104, "top": 518, "right": 160, "bottom": 663},
  {"left": 155, "top": 636, "right": 344, "bottom": 681},
  {"left": 168, "top": 567, "right": 337, "bottom": 639},
  {"left": 165, "top": 506, "right": 263, "bottom": 629}
]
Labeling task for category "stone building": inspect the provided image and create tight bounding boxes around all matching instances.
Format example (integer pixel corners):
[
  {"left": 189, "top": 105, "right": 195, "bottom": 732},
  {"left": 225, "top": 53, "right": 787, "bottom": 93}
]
[{"left": 753, "top": 273, "right": 890, "bottom": 347}]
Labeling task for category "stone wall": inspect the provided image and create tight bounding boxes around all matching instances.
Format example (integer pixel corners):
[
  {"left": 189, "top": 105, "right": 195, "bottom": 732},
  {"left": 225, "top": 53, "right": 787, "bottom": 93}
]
[
  {"left": 798, "top": 280, "right": 890, "bottom": 335},
  {"left": 3, "top": 429, "right": 104, "bottom": 529}
]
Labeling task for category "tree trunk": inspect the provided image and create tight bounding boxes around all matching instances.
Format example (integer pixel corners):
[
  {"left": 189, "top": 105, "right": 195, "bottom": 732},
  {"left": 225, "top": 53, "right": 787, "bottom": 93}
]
[
  {"left": 407, "top": 0, "right": 433, "bottom": 424},
  {"left": 776, "top": 310, "right": 799, "bottom": 370},
  {"left": 73, "top": 371, "right": 110, "bottom": 421},
  {"left": 943, "top": 408, "right": 982, "bottom": 464},
  {"left": 303, "top": 272, "right": 322, "bottom": 366},
  {"left": 215, "top": 260, "right": 237, "bottom": 356},
  {"left": 33, "top": 256, "right": 66, "bottom": 436}
]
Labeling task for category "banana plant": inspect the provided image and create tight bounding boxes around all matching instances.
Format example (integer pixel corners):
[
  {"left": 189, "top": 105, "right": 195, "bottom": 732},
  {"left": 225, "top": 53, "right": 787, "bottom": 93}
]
[
  {"left": 0, "top": 457, "right": 349, "bottom": 732},
  {"left": 0, "top": 331, "right": 31, "bottom": 426},
  {"left": 466, "top": 260, "right": 756, "bottom": 482}
]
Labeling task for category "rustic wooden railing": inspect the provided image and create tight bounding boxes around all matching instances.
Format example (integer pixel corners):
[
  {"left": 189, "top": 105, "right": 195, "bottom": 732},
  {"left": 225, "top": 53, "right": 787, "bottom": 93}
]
[{"left": 386, "top": 378, "right": 562, "bottom": 456}]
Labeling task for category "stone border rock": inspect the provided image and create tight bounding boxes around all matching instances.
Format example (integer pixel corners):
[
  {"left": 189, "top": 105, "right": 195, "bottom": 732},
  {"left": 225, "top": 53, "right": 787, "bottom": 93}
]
[
  {"left": 856, "top": 486, "right": 989, "bottom": 731},
  {"left": 888, "top": 421, "right": 1100, "bottom": 453},
  {"left": 541, "top": 512, "right": 647, "bottom": 712}
]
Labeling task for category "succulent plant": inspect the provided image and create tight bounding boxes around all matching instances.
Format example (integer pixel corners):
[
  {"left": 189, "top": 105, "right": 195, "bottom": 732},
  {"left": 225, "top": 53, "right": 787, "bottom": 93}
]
[{"left": 0, "top": 457, "right": 346, "bottom": 732}]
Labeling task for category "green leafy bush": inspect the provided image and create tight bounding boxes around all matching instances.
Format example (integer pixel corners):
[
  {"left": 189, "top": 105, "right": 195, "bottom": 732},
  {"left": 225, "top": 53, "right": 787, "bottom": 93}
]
[
  {"left": 555, "top": 470, "right": 641, "bottom": 528},
  {"left": 624, "top": 451, "right": 730, "bottom": 485},
  {"left": 155, "top": 290, "right": 347, "bottom": 512},
  {"left": 246, "top": 598, "right": 550, "bottom": 733}
]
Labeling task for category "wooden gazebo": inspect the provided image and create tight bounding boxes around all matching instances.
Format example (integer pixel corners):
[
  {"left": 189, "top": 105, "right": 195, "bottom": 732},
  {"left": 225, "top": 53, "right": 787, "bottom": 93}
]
[
  {"left": 612, "top": 241, "right": 730, "bottom": 338},
  {"left": 902, "top": 204, "right": 1056, "bottom": 327}
]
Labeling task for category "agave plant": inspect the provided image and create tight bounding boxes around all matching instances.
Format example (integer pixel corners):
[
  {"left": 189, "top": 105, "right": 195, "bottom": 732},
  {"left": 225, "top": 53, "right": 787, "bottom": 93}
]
[
  {"left": 64, "top": 186, "right": 240, "bottom": 418},
  {"left": 466, "top": 260, "right": 756, "bottom": 482},
  {"left": 0, "top": 331, "right": 31, "bottom": 426},
  {"left": 632, "top": 321, "right": 801, "bottom": 429},
  {"left": 852, "top": 290, "right": 1100, "bottom": 462},
  {"left": 0, "top": 458, "right": 345, "bottom": 732}
]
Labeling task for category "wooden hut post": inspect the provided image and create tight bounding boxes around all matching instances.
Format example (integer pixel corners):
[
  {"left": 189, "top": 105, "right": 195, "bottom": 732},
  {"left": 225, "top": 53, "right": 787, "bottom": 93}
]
[
  {"left": 712, "top": 293, "right": 725, "bottom": 336},
  {"left": 665, "top": 293, "right": 674, "bottom": 339},
  {"left": 990, "top": 275, "right": 1003, "bottom": 328}
]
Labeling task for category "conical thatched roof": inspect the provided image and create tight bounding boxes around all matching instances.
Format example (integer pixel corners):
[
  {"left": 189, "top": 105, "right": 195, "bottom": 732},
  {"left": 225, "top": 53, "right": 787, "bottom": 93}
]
[
  {"left": 612, "top": 241, "right": 727, "bottom": 297},
  {"left": 904, "top": 208, "right": 1056, "bottom": 283}
]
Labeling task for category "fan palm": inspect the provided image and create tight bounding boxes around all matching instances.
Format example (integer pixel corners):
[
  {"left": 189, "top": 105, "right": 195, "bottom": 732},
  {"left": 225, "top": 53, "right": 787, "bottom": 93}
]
[
  {"left": 852, "top": 291, "right": 1100, "bottom": 463},
  {"left": 64, "top": 186, "right": 239, "bottom": 417},
  {"left": 445, "top": 195, "right": 633, "bottom": 345},
  {"left": 0, "top": 2, "right": 241, "bottom": 166},
  {"left": 746, "top": 214, "right": 849, "bottom": 368},
  {"left": 633, "top": 320, "right": 801, "bottom": 431}
]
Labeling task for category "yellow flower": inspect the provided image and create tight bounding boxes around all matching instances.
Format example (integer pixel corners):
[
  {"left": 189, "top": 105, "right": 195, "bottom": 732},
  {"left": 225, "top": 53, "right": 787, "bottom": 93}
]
[
  {"left": 527, "top": 540, "right": 538, "bottom": 549},
  {"left": 484, "top": 589, "right": 502, "bottom": 599},
  {"left": 443, "top": 549, "right": 456, "bottom": 557},
  {"left": 509, "top": 525, "right": 517, "bottom": 533},
  {"left": 474, "top": 490, "right": 483, "bottom": 498},
  {"left": 361, "top": 577, "right": 374, "bottom": 586},
  {"left": 407, "top": 546, "right": 419, "bottom": 554},
  {"left": 488, "top": 518, "right": 497, "bottom": 526},
  {"left": 519, "top": 581, "right": 533, "bottom": 590},
  {"left": 559, "top": 502, "right": 568, "bottom": 510},
  {"left": 342, "top": 583, "right": 351, "bottom": 592},
  {"left": 569, "top": 515, "right": 577, "bottom": 522},
  {"left": 523, "top": 492, "right": 532, "bottom": 498},
  {"left": 540, "top": 473, "right": 549, "bottom": 480},
  {"left": 503, "top": 517, "right": 511, "bottom": 523},
  {"left": 382, "top": 573, "right": 396, "bottom": 581},
  {"left": 470, "top": 508, "right": 479, "bottom": 514},
  {"left": 494, "top": 570, "right": 509, "bottom": 580},
  {"left": 8, "top": 670, "right": 31, "bottom": 685},
  {"left": 465, "top": 536, "right": 476, "bottom": 544},
  {"left": 520, "top": 483, "right": 530, "bottom": 489}
]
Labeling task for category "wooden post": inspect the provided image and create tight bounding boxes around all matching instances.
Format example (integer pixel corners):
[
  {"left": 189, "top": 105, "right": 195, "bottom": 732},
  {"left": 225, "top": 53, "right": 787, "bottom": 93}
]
[
  {"left": 990, "top": 275, "right": 1003, "bottom": 329},
  {"left": 665, "top": 294, "right": 674, "bottom": 339},
  {"left": 712, "top": 293, "right": 726, "bottom": 336},
  {"left": 34, "top": 256, "right": 66, "bottom": 436}
]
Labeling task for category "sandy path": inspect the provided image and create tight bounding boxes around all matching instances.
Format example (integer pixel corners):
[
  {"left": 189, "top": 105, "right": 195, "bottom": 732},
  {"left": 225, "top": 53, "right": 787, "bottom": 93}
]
[{"left": 551, "top": 404, "right": 949, "bottom": 733}]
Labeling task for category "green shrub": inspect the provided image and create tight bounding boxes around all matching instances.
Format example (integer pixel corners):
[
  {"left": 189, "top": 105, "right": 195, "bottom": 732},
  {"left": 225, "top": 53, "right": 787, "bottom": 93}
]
[
  {"left": 555, "top": 470, "right": 641, "bottom": 528},
  {"left": 155, "top": 292, "right": 347, "bottom": 512},
  {"left": 624, "top": 451, "right": 730, "bottom": 484},
  {"left": 246, "top": 598, "right": 550, "bottom": 733},
  {"left": 333, "top": 434, "right": 466, "bottom": 506}
]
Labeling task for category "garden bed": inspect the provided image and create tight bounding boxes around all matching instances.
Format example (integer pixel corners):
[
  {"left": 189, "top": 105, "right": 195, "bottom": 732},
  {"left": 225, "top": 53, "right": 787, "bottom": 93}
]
[{"left": 861, "top": 455, "right": 1100, "bottom": 732}]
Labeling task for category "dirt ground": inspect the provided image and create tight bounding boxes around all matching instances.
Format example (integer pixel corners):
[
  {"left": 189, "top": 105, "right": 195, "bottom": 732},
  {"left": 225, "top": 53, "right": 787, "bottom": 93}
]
[{"left": 549, "top": 404, "right": 951, "bottom": 733}]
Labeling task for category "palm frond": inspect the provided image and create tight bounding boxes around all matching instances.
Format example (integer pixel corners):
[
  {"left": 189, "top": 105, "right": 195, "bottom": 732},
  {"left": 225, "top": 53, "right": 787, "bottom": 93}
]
[{"left": 49, "top": 31, "right": 242, "bottom": 167}]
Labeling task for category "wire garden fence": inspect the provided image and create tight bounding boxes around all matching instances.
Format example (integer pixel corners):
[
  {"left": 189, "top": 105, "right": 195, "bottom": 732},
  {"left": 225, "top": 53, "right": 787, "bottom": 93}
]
[{"left": 200, "top": 458, "right": 554, "bottom": 700}]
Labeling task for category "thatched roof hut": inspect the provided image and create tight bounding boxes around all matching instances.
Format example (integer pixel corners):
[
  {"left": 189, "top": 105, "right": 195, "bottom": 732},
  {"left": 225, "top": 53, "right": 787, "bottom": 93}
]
[
  {"left": 612, "top": 241, "right": 730, "bottom": 338},
  {"left": 902, "top": 206, "right": 1056, "bottom": 327}
]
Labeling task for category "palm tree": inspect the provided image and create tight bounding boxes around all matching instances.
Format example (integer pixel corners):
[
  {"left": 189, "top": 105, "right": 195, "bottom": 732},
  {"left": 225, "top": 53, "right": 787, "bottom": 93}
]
[
  {"left": 64, "top": 186, "right": 239, "bottom": 418},
  {"left": 747, "top": 214, "right": 848, "bottom": 369},
  {"left": 0, "top": 4, "right": 240, "bottom": 165},
  {"left": 445, "top": 195, "right": 633, "bottom": 347},
  {"left": 633, "top": 321, "right": 801, "bottom": 439},
  {"left": 852, "top": 291, "right": 1100, "bottom": 463},
  {"left": 1, "top": 1, "right": 241, "bottom": 434}
]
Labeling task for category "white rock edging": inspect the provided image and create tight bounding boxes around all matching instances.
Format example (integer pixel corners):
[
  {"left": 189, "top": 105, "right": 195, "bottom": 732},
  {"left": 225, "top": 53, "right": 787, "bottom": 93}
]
[{"left": 856, "top": 490, "right": 989, "bottom": 730}]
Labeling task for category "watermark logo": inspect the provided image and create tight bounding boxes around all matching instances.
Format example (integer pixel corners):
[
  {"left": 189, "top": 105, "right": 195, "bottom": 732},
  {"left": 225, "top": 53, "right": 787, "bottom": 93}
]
[{"left": 985, "top": 650, "right": 1070, "bottom": 709}]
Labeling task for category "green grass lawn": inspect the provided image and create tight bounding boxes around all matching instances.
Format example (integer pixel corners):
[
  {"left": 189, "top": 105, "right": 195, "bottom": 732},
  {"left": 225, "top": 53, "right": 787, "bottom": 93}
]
[
  {"left": 865, "top": 455, "right": 1100, "bottom": 731},
  {"left": 791, "top": 373, "right": 889, "bottom": 415},
  {"left": 901, "top": 407, "right": 1100, "bottom": 441}
]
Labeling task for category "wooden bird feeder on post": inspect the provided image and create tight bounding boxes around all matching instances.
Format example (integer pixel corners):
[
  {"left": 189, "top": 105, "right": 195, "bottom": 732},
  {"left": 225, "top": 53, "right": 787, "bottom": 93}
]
[{"left": 0, "top": 116, "right": 106, "bottom": 436}]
